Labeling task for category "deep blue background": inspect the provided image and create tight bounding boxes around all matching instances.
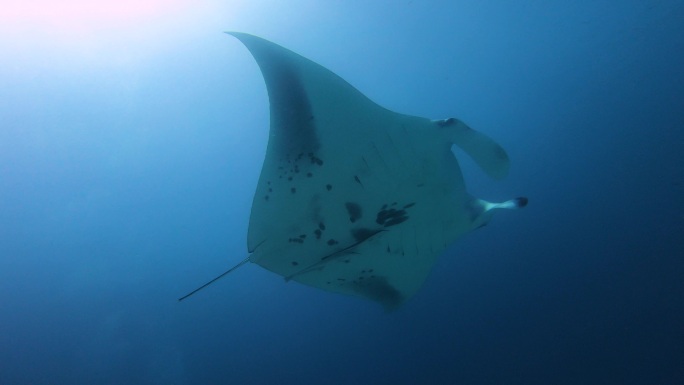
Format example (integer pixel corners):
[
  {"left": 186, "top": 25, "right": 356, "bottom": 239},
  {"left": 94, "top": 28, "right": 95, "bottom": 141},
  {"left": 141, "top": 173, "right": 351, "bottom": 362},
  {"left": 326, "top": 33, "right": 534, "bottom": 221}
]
[{"left": 1, "top": 1, "right": 683, "bottom": 384}]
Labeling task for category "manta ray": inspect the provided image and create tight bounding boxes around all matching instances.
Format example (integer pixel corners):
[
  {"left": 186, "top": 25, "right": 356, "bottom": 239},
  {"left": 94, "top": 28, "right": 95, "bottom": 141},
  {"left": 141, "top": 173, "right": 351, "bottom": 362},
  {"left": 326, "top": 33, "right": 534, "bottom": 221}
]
[{"left": 179, "top": 32, "right": 527, "bottom": 310}]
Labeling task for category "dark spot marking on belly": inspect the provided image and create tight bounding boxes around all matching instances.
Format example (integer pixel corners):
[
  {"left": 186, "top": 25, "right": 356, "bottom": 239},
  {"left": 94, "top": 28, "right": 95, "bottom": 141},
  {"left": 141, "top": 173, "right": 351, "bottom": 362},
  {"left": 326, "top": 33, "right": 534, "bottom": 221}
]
[
  {"left": 291, "top": 261, "right": 299, "bottom": 266},
  {"left": 376, "top": 208, "right": 409, "bottom": 227},
  {"left": 308, "top": 152, "right": 324, "bottom": 166},
  {"left": 351, "top": 228, "right": 378, "bottom": 243},
  {"left": 384, "top": 216, "right": 408, "bottom": 227},
  {"left": 345, "top": 202, "right": 362, "bottom": 223},
  {"left": 291, "top": 187, "right": 296, "bottom": 194},
  {"left": 327, "top": 239, "right": 339, "bottom": 246},
  {"left": 326, "top": 184, "right": 332, "bottom": 191}
]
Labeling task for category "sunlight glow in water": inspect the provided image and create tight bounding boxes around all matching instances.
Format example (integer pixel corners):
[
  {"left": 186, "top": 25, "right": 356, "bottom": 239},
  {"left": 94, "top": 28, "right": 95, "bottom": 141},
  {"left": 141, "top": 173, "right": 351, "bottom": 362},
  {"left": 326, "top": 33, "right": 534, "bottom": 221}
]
[
  {"left": 0, "top": 0, "right": 193, "bottom": 33},
  {"left": 0, "top": 0, "right": 244, "bottom": 71}
]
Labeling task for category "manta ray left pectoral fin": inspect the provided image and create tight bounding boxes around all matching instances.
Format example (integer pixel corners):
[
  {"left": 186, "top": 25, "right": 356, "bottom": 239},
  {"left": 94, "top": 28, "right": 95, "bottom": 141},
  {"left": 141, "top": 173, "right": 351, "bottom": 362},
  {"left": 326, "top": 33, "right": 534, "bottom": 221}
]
[{"left": 178, "top": 257, "right": 250, "bottom": 301}]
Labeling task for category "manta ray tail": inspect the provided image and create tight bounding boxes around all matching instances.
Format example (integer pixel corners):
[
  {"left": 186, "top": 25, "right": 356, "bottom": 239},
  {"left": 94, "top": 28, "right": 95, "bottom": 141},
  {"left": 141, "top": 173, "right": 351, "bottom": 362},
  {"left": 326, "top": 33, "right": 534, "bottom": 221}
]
[{"left": 178, "top": 257, "right": 250, "bottom": 301}]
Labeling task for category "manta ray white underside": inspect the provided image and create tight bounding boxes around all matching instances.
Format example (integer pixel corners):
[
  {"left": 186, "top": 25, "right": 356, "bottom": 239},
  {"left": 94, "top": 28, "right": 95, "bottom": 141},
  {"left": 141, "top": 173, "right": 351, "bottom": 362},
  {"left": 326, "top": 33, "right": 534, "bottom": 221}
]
[{"left": 179, "top": 32, "right": 527, "bottom": 310}]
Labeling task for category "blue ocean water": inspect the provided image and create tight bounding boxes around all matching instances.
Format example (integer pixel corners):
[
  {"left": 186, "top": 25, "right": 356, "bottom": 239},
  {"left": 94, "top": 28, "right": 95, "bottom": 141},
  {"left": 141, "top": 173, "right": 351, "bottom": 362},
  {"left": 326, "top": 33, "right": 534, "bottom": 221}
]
[{"left": 1, "top": 1, "right": 683, "bottom": 384}]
